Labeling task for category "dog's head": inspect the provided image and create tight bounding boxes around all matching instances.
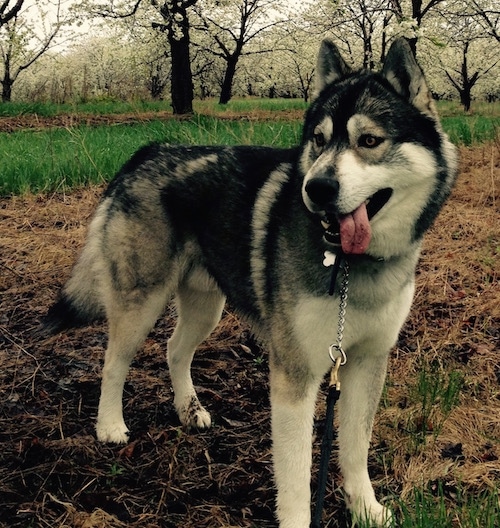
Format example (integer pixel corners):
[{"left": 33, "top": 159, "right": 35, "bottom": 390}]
[{"left": 301, "top": 39, "right": 458, "bottom": 260}]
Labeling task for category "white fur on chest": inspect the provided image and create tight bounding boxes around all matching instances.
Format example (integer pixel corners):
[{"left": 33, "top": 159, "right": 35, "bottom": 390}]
[{"left": 292, "top": 281, "right": 414, "bottom": 378}]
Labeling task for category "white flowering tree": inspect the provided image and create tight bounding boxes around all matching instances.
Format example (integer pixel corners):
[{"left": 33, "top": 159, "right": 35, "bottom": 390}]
[
  {"left": 77, "top": 0, "right": 197, "bottom": 114},
  {"left": 436, "top": 1, "right": 499, "bottom": 109},
  {"left": 0, "top": 0, "right": 72, "bottom": 102},
  {"left": 470, "top": 0, "right": 500, "bottom": 43},
  {"left": 192, "top": 0, "right": 289, "bottom": 104},
  {"left": 388, "top": 0, "right": 449, "bottom": 53}
]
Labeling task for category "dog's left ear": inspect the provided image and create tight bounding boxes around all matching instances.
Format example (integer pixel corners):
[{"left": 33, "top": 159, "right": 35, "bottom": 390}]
[
  {"left": 382, "top": 38, "right": 438, "bottom": 120},
  {"left": 314, "top": 40, "right": 352, "bottom": 97}
]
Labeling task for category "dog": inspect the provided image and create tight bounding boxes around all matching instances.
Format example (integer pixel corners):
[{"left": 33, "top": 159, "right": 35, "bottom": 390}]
[{"left": 44, "top": 38, "right": 458, "bottom": 527}]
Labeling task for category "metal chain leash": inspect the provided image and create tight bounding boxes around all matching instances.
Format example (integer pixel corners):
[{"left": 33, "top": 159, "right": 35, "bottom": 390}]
[{"left": 328, "top": 259, "right": 349, "bottom": 387}]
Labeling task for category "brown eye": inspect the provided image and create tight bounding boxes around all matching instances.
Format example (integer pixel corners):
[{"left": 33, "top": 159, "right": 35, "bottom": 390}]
[
  {"left": 359, "top": 134, "right": 383, "bottom": 148},
  {"left": 314, "top": 131, "right": 326, "bottom": 149}
]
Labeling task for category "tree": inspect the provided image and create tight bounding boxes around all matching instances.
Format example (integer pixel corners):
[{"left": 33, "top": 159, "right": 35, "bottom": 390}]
[
  {"left": 388, "top": 0, "right": 449, "bottom": 53},
  {"left": 263, "top": 23, "right": 317, "bottom": 101},
  {"left": 438, "top": 3, "right": 499, "bottom": 110},
  {"left": 80, "top": 0, "right": 197, "bottom": 114},
  {"left": 342, "top": 0, "right": 390, "bottom": 69},
  {"left": 0, "top": 0, "right": 23, "bottom": 27},
  {"left": 151, "top": 0, "right": 196, "bottom": 113},
  {"left": 0, "top": 1, "right": 69, "bottom": 102},
  {"left": 471, "top": 0, "right": 500, "bottom": 43},
  {"left": 445, "top": 41, "right": 479, "bottom": 111},
  {"left": 301, "top": 0, "right": 391, "bottom": 68},
  {"left": 193, "top": 0, "right": 287, "bottom": 104}
]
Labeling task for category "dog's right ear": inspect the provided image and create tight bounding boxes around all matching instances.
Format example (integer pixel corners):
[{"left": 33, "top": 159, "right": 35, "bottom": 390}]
[
  {"left": 382, "top": 38, "right": 439, "bottom": 121},
  {"left": 314, "top": 40, "right": 352, "bottom": 98}
]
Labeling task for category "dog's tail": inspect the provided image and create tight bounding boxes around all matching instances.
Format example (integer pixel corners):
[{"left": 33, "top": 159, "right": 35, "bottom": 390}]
[
  {"left": 43, "top": 290, "right": 103, "bottom": 335},
  {"left": 42, "top": 207, "right": 107, "bottom": 335}
]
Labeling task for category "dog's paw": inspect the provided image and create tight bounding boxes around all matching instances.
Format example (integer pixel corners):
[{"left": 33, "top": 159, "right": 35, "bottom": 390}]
[
  {"left": 96, "top": 420, "right": 129, "bottom": 444},
  {"left": 349, "top": 498, "right": 393, "bottom": 527},
  {"left": 177, "top": 396, "right": 212, "bottom": 429}
]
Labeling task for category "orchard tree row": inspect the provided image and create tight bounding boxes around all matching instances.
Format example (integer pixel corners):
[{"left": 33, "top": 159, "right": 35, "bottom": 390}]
[{"left": 1, "top": 0, "right": 499, "bottom": 112}]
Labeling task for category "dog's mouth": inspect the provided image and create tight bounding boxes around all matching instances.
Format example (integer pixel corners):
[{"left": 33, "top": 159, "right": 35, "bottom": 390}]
[{"left": 320, "top": 188, "right": 393, "bottom": 254}]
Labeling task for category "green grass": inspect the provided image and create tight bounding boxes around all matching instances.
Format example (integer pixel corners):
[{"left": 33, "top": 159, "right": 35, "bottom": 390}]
[
  {"left": 404, "top": 362, "right": 464, "bottom": 451},
  {"left": 0, "top": 97, "right": 308, "bottom": 118},
  {"left": 197, "top": 97, "right": 309, "bottom": 114},
  {"left": 0, "top": 99, "right": 170, "bottom": 118},
  {"left": 0, "top": 98, "right": 498, "bottom": 195},
  {"left": 436, "top": 100, "right": 500, "bottom": 118},
  {"left": 394, "top": 485, "right": 500, "bottom": 528},
  {"left": 0, "top": 97, "right": 495, "bottom": 118},
  {"left": 442, "top": 115, "right": 499, "bottom": 145},
  {"left": 352, "top": 485, "right": 500, "bottom": 528},
  {"left": 0, "top": 116, "right": 302, "bottom": 195}
]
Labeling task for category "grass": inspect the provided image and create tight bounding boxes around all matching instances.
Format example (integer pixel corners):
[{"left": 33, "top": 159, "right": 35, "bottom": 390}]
[
  {"left": 0, "top": 97, "right": 308, "bottom": 118},
  {"left": 395, "top": 486, "right": 500, "bottom": 528},
  {"left": 0, "top": 98, "right": 498, "bottom": 195},
  {"left": 0, "top": 116, "right": 302, "bottom": 195},
  {"left": 0, "top": 97, "right": 495, "bottom": 117},
  {"left": 442, "top": 115, "right": 499, "bottom": 146},
  {"left": 398, "top": 360, "right": 465, "bottom": 452},
  {"left": 0, "top": 99, "right": 170, "bottom": 118}
]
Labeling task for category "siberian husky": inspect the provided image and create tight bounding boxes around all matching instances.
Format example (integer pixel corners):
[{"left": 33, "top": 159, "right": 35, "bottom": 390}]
[{"left": 44, "top": 38, "right": 458, "bottom": 527}]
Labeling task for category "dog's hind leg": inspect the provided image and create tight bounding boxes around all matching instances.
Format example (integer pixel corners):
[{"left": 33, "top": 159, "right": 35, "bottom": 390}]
[
  {"left": 167, "top": 267, "right": 225, "bottom": 429},
  {"left": 96, "top": 287, "right": 170, "bottom": 444},
  {"left": 337, "top": 347, "right": 393, "bottom": 527}
]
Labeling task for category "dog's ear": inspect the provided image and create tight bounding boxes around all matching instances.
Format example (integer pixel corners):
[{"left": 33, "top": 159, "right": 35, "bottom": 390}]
[
  {"left": 382, "top": 38, "right": 438, "bottom": 120},
  {"left": 314, "top": 40, "right": 352, "bottom": 97}
]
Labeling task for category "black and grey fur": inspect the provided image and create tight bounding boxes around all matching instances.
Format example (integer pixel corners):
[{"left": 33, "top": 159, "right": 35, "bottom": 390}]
[{"left": 45, "top": 39, "right": 458, "bottom": 527}]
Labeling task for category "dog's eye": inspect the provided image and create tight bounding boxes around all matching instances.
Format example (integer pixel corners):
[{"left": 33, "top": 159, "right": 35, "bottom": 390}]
[
  {"left": 313, "top": 131, "right": 326, "bottom": 149},
  {"left": 358, "top": 134, "right": 384, "bottom": 148}
]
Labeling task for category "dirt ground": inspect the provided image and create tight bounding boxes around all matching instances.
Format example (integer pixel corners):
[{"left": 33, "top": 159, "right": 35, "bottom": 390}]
[
  {"left": 0, "top": 108, "right": 307, "bottom": 134},
  {"left": 0, "top": 140, "right": 499, "bottom": 528}
]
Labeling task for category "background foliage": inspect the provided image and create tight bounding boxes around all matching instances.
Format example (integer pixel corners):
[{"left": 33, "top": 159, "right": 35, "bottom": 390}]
[{"left": 0, "top": 0, "right": 499, "bottom": 108}]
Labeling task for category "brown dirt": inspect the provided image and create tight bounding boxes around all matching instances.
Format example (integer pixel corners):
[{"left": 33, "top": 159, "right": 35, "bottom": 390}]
[
  {"left": 0, "top": 141, "right": 499, "bottom": 527},
  {"left": 0, "top": 109, "right": 307, "bottom": 133}
]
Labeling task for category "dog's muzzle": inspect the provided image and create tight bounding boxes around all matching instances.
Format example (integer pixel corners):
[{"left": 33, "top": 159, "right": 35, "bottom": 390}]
[{"left": 305, "top": 178, "right": 393, "bottom": 254}]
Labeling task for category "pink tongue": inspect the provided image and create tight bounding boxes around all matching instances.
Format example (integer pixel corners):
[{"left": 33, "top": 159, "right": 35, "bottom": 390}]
[{"left": 338, "top": 203, "right": 371, "bottom": 254}]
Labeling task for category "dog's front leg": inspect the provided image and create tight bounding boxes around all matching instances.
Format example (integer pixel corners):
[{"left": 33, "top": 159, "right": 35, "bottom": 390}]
[
  {"left": 337, "top": 349, "right": 393, "bottom": 527},
  {"left": 270, "top": 366, "right": 321, "bottom": 528}
]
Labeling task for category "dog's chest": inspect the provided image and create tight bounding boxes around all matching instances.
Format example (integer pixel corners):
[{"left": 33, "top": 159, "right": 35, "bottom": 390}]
[{"left": 290, "top": 279, "right": 414, "bottom": 376}]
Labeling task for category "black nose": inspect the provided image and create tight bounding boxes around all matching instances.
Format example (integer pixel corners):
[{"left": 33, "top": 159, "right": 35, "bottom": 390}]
[{"left": 305, "top": 178, "right": 339, "bottom": 208}]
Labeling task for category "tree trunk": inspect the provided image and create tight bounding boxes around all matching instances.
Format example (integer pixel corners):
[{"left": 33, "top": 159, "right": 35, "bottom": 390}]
[
  {"left": 1, "top": 56, "right": 12, "bottom": 102},
  {"left": 1, "top": 79, "right": 12, "bottom": 102},
  {"left": 218, "top": 56, "right": 238, "bottom": 105},
  {"left": 460, "top": 88, "right": 472, "bottom": 112},
  {"left": 169, "top": 35, "right": 193, "bottom": 113},
  {"left": 161, "top": 1, "right": 194, "bottom": 115}
]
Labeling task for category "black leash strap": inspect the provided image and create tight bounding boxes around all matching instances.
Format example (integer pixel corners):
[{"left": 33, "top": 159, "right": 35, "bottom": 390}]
[{"left": 310, "top": 384, "right": 340, "bottom": 528}]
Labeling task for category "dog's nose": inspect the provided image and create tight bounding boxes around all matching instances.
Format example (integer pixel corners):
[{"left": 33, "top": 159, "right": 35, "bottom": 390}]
[{"left": 305, "top": 178, "right": 339, "bottom": 208}]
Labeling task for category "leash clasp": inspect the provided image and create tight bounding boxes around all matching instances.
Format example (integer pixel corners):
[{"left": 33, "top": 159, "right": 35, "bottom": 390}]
[
  {"left": 328, "top": 343, "right": 347, "bottom": 365},
  {"left": 328, "top": 344, "right": 346, "bottom": 390}
]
